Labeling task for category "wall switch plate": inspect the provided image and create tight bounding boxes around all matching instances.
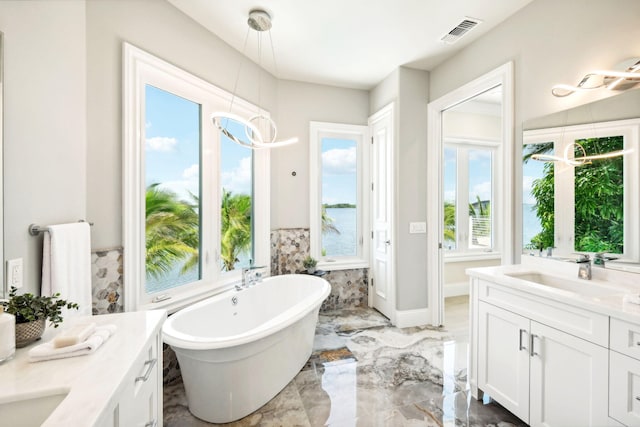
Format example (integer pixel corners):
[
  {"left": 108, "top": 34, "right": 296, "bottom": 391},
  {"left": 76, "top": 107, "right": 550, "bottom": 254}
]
[
  {"left": 409, "top": 222, "right": 427, "bottom": 234},
  {"left": 7, "top": 258, "right": 23, "bottom": 289}
]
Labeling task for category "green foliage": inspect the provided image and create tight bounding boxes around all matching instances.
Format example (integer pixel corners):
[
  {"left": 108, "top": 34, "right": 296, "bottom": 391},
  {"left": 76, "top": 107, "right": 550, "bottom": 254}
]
[
  {"left": 443, "top": 201, "right": 456, "bottom": 243},
  {"left": 145, "top": 184, "right": 199, "bottom": 279},
  {"left": 303, "top": 255, "right": 318, "bottom": 269},
  {"left": 220, "top": 189, "right": 252, "bottom": 271},
  {"left": 321, "top": 205, "right": 340, "bottom": 235},
  {"left": 527, "top": 136, "right": 624, "bottom": 252},
  {"left": 323, "top": 203, "right": 356, "bottom": 209},
  {"left": 2, "top": 287, "right": 78, "bottom": 328}
]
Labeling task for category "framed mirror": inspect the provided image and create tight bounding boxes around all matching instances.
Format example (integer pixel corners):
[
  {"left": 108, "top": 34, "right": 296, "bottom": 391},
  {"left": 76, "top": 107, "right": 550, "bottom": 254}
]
[{"left": 522, "top": 88, "right": 640, "bottom": 268}]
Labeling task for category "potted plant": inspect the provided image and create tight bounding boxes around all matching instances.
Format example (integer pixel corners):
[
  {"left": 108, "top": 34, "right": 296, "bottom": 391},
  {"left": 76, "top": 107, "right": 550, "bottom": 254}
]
[
  {"left": 1, "top": 286, "right": 78, "bottom": 347},
  {"left": 302, "top": 255, "right": 318, "bottom": 274}
]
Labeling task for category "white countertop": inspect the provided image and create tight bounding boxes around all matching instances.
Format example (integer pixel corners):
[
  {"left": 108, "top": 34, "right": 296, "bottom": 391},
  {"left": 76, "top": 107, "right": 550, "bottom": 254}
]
[
  {"left": 0, "top": 310, "right": 166, "bottom": 426},
  {"left": 467, "top": 257, "right": 640, "bottom": 324}
]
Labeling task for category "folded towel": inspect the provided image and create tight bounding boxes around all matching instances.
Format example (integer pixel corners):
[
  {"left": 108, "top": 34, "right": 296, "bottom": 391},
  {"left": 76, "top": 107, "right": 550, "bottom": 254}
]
[
  {"left": 41, "top": 222, "right": 92, "bottom": 317},
  {"left": 28, "top": 324, "right": 117, "bottom": 362},
  {"left": 623, "top": 294, "right": 640, "bottom": 305},
  {"left": 53, "top": 322, "right": 97, "bottom": 348}
]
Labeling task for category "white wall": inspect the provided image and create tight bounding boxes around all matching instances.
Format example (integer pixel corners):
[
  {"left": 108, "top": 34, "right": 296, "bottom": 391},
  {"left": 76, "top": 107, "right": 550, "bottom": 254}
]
[
  {"left": 0, "top": 1, "right": 87, "bottom": 295},
  {"left": 86, "top": 0, "right": 278, "bottom": 250},
  {"left": 272, "top": 80, "right": 369, "bottom": 228}
]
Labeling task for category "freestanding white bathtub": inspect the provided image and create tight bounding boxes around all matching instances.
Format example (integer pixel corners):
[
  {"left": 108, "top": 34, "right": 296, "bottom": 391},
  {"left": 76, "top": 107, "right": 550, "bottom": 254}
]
[{"left": 162, "top": 274, "right": 331, "bottom": 423}]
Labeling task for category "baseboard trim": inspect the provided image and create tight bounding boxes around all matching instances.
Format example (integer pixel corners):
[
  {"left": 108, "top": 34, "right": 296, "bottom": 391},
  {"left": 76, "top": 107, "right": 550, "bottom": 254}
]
[
  {"left": 444, "top": 281, "right": 469, "bottom": 298},
  {"left": 395, "top": 308, "right": 430, "bottom": 328}
]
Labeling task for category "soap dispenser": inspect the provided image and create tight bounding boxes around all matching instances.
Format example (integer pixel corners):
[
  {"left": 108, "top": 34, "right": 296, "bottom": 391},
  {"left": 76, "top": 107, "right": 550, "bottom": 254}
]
[{"left": 0, "top": 305, "right": 16, "bottom": 363}]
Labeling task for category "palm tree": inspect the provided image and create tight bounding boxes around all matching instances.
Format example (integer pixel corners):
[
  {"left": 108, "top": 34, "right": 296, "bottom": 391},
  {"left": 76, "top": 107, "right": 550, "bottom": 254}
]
[
  {"left": 145, "top": 184, "right": 199, "bottom": 279},
  {"left": 523, "top": 142, "right": 554, "bottom": 163},
  {"left": 444, "top": 201, "right": 456, "bottom": 243},
  {"left": 321, "top": 205, "right": 340, "bottom": 234},
  {"left": 220, "top": 189, "right": 252, "bottom": 271}
]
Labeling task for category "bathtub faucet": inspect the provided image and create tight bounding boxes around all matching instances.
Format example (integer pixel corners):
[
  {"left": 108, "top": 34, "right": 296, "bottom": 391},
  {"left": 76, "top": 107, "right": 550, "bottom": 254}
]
[{"left": 241, "top": 265, "right": 267, "bottom": 289}]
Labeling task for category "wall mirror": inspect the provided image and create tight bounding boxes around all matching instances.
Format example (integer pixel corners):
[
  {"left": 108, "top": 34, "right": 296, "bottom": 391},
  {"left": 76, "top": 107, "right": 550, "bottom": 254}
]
[
  {"left": 0, "top": 32, "right": 4, "bottom": 297},
  {"left": 522, "top": 88, "right": 640, "bottom": 269}
]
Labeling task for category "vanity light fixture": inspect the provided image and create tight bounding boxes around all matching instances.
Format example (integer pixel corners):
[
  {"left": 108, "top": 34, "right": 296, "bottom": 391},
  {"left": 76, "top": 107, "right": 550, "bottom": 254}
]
[
  {"left": 551, "top": 58, "right": 640, "bottom": 97},
  {"left": 211, "top": 9, "right": 298, "bottom": 149},
  {"left": 531, "top": 141, "right": 632, "bottom": 166}
]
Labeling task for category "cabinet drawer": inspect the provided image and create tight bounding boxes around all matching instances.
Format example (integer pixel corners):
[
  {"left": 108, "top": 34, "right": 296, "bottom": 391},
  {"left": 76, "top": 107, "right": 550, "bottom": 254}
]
[
  {"left": 610, "top": 351, "right": 640, "bottom": 426},
  {"left": 132, "top": 339, "right": 159, "bottom": 397},
  {"left": 478, "top": 279, "right": 609, "bottom": 346},
  {"left": 611, "top": 318, "right": 640, "bottom": 360}
]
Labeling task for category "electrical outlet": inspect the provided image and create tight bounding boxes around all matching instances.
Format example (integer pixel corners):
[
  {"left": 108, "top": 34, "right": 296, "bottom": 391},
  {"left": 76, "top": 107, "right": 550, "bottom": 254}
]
[{"left": 7, "top": 258, "right": 23, "bottom": 289}]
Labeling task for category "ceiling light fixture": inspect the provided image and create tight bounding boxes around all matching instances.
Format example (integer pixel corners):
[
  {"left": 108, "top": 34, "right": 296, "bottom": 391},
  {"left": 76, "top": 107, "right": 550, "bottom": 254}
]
[
  {"left": 551, "top": 58, "right": 640, "bottom": 97},
  {"left": 531, "top": 141, "right": 632, "bottom": 166},
  {"left": 211, "top": 9, "right": 298, "bottom": 149}
]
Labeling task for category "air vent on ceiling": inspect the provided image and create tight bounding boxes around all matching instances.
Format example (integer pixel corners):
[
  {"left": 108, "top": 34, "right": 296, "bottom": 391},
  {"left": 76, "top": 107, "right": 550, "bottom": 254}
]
[{"left": 440, "top": 17, "right": 482, "bottom": 44}]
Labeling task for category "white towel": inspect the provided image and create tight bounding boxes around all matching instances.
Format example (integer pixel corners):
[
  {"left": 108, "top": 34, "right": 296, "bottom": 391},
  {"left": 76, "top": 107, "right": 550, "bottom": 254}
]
[
  {"left": 41, "top": 222, "right": 92, "bottom": 317},
  {"left": 28, "top": 324, "right": 117, "bottom": 362}
]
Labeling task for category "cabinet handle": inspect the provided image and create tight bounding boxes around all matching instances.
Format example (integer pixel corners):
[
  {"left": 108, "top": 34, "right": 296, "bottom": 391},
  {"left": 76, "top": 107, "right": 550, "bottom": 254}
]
[
  {"left": 135, "top": 358, "right": 157, "bottom": 383},
  {"left": 530, "top": 334, "right": 540, "bottom": 357},
  {"left": 519, "top": 329, "right": 528, "bottom": 351},
  {"left": 636, "top": 396, "right": 640, "bottom": 402},
  {"left": 144, "top": 420, "right": 157, "bottom": 427}
]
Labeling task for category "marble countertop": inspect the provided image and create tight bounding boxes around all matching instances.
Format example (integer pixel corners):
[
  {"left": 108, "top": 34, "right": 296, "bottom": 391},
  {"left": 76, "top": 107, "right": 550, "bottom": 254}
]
[
  {"left": 0, "top": 309, "right": 166, "bottom": 426},
  {"left": 467, "top": 257, "right": 640, "bottom": 324}
]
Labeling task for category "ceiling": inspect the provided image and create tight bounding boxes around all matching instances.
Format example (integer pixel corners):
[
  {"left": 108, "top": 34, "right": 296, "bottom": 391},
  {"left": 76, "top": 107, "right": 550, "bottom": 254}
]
[{"left": 168, "top": 0, "right": 533, "bottom": 90}]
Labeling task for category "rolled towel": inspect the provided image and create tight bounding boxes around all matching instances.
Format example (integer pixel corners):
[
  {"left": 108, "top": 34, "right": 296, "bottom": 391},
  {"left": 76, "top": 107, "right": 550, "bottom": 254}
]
[
  {"left": 53, "top": 322, "right": 96, "bottom": 348},
  {"left": 28, "top": 324, "right": 117, "bottom": 362}
]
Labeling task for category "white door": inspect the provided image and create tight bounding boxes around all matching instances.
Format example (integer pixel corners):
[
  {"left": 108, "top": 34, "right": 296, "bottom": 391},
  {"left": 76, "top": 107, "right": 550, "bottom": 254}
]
[
  {"left": 368, "top": 104, "right": 394, "bottom": 320},
  {"left": 478, "top": 302, "right": 530, "bottom": 423},
  {"left": 529, "top": 322, "right": 610, "bottom": 427}
]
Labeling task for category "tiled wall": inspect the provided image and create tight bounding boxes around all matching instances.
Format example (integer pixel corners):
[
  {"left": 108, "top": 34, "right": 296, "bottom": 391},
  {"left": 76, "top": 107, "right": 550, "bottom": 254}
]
[
  {"left": 271, "top": 228, "right": 368, "bottom": 310},
  {"left": 91, "top": 248, "right": 124, "bottom": 315}
]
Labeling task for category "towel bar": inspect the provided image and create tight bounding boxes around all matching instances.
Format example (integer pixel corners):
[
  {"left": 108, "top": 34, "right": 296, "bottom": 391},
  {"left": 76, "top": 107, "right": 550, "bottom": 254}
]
[{"left": 28, "top": 220, "right": 94, "bottom": 236}]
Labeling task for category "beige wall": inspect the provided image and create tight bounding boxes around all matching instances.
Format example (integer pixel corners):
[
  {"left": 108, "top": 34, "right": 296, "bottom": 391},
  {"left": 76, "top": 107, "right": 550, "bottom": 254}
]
[
  {"left": 0, "top": 1, "right": 87, "bottom": 294},
  {"left": 272, "top": 80, "right": 369, "bottom": 229}
]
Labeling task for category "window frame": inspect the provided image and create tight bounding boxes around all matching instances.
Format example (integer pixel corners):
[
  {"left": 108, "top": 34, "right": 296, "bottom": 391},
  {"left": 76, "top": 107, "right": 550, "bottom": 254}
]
[
  {"left": 309, "top": 121, "right": 370, "bottom": 270},
  {"left": 123, "top": 43, "right": 270, "bottom": 312},
  {"left": 522, "top": 118, "right": 640, "bottom": 260},
  {"left": 443, "top": 137, "right": 501, "bottom": 261}
]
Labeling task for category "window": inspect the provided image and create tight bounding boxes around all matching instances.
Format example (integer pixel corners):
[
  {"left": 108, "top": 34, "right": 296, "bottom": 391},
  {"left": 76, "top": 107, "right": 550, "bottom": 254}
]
[
  {"left": 124, "top": 44, "right": 270, "bottom": 311},
  {"left": 522, "top": 119, "right": 640, "bottom": 260},
  {"left": 309, "top": 122, "right": 369, "bottom": 269},
  {"left": 443, "top": 140, "right": 498, "bottom": 256}
]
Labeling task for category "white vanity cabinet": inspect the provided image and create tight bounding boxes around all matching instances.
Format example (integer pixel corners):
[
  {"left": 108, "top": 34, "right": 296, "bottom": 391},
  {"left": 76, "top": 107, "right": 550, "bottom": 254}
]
[
  {"left": 474, "top": 278, "right": 612, "bottom": 426},
  {"left": 610, "top": 318, "right": 640, "bottom": 425},
  {"left": 95, "top": 328, "right": 163, "bottom": 427}
]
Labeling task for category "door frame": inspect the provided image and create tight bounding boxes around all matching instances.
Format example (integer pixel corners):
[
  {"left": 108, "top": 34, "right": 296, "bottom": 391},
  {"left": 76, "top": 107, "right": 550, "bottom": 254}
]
[
  {"left": 426, "top": 62, "right": 515, "bottom": 326},
  {"left": 368, "top": 102, "right": 396, "bottom": 324}
]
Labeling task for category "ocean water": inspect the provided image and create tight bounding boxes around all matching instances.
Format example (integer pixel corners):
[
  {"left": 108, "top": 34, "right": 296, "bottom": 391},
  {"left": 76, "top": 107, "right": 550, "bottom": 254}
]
[{"left": 323, "top": 208, "right": 357, "bottom": 257}]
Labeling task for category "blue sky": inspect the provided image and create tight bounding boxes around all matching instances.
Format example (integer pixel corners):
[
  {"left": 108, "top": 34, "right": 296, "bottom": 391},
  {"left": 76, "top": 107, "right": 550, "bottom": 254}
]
[
  {"left": 321, "top": 137, "right": 357, "bottom": 205},
  {"left": 443, "top": 146, "right": 493, "bottom": 204},
  {"left": 145, "top": 85, "right": 252, "bottom": 201},
  {"left": 522, "top": 144, "right": 549, "bottom": 205}
]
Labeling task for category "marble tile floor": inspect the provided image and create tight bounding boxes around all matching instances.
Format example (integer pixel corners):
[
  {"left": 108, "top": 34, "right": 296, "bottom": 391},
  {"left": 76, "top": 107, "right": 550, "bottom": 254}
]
[{"left": 164, "top": 305, "right": 525, "bottom": 427}]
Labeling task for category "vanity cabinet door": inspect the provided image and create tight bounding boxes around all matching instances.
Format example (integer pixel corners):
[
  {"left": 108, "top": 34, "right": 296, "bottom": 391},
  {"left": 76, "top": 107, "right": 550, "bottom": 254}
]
[
  {"left": 119, "top": 332, "right": 162, "bottom": 427},
  {"left": 610, "top": 350, "right": 640, "bottom": 426},
  {"left": 478, "top": 301, "right": 530, "bottom": 423},
  {"left": 529, "top": 322, "right": 609, "bottom": 427}
]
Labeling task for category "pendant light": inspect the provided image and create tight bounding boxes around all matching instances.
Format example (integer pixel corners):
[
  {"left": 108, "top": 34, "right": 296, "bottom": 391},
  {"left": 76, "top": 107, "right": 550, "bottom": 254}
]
[{"left": 211, "top": 9, "right": 298, "bottom": 149}]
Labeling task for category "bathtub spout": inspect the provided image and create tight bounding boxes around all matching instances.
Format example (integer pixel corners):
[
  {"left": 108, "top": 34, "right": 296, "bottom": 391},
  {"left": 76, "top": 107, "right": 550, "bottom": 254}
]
[{"left": 242, "top": 266, "right": 266, "bottom": 288}]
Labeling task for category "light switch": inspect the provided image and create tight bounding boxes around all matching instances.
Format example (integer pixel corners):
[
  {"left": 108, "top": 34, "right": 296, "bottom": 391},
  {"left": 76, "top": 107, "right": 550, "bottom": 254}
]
[
  {"left": 409, "top": 222, "right": 427, "bottom": 234},
  {"left": 7, "top": 258, "right": 23, "bottom": 289}
]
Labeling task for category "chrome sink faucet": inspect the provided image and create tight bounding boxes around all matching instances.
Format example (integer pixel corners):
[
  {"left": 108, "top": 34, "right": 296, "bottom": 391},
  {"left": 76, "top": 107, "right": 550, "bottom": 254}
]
[
  {"left": 576, "top": 254, "right": 592, "bottom": 280},
  {"left": 241, "top": 265, "right": 266, "bottom": 289}
]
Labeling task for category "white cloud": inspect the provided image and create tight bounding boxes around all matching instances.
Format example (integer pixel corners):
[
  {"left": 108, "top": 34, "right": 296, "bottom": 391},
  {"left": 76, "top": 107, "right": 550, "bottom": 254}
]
[
  {"left": 146, "top": 136, "right": 177, "bottom": 152},
  {"left": 221, "top": 156, "right": 252, "bottom": 194},
  {"left": 158, "top": 180, "right": 199, "bottom": 202},
  {"left": 470, "top": 181, "right": 492, "bottom": 201},
  {"left": 322, "top": 147, "right": 356, "bottom": 175},
  {"left": 522, "top": 175, "right": 537, "bottom": 205},
  {"left": 444, "top": 190, "right": 456, "bottom": 202},
  {"left": 182, "top": 164, "right": 199, "bottom": 180}
]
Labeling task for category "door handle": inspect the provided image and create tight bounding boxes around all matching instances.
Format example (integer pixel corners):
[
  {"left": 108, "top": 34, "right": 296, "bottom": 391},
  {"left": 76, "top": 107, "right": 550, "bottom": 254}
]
[
  {"left": 385, "top": 240, "right": 391, "bottom": 245},
  {"left": 518, "top": 329, "right": 528, "bottom": 352},
  {"left": 530, "top": 334, "right": 540, "bottom": 357}
]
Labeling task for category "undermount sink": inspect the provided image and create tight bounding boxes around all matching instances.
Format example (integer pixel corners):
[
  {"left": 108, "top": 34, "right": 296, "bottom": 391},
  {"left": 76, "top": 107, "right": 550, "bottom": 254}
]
[
  {"left": 0, "top": 390, "right": 69, "bottom": 427},
  {"left": 505, "top": 272, "right": 623, "bottom": 297}
]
